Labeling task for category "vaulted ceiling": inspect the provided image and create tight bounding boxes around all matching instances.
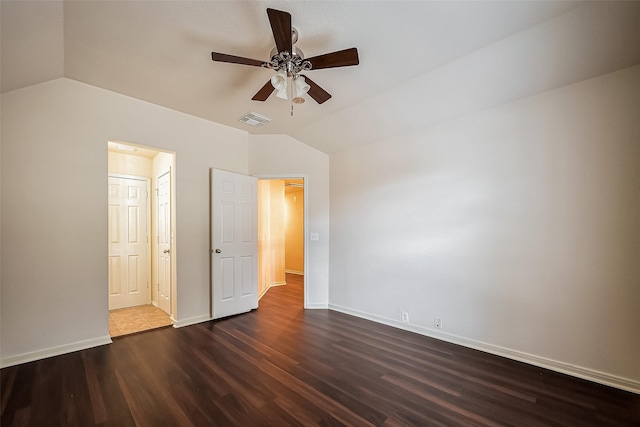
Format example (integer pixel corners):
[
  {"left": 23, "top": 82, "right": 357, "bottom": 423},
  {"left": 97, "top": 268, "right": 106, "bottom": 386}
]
[{"left": 2, "top": 1, "right": 640, "bottom": 153}]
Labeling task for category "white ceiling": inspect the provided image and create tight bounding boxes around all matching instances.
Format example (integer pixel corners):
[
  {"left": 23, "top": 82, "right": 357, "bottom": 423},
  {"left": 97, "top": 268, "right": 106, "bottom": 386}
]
[{"left": 2, "top": 1, "right": 640, "bottom": 153}]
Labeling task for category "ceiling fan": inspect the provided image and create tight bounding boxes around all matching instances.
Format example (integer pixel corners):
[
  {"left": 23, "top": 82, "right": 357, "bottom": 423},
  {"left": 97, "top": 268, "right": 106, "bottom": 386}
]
[{"left": 211, "top": 8, "right": 359, "bottom": 106}]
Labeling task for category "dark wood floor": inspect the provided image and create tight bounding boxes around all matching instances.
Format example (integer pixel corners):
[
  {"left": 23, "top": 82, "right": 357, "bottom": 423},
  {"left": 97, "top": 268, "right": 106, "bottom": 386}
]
[{"left": 2, "top": 274, "right": 639, "bottom": 426}]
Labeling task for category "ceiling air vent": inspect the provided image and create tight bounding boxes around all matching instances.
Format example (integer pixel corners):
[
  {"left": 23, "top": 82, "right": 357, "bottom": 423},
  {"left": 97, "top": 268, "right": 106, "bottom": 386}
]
[{"left": 238, "top": 111, "right": 272, "bottom": 127}]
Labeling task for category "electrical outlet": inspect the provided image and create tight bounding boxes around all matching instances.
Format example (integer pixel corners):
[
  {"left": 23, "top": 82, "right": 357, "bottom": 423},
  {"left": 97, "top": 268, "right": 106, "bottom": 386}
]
[
  {"left": 434, "top": 317, "right": 442, "bottom": 329},
  {"left": 401, "top": 312, "right": 409, "bottom": 323}
]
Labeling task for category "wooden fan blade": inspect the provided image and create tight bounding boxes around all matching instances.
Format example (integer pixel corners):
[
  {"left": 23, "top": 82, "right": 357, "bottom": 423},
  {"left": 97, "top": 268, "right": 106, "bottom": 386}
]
[
  {"left": 252, "top": 80, "right": 275, "bottom": 101},
  {"left": 307, "top": 47, "right": 359, "bottom": 70},
  {"left": 301, "top": 75, "right": 332, "bottom": 104},
  {"left": 267, "top": 8, "right": 292, "bottom": 54},
  {"left": 211, "top": 52, "right": 265, "bottom": 67}
]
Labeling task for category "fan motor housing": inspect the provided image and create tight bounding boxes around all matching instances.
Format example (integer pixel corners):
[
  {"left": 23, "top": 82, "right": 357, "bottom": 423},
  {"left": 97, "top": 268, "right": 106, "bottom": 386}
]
[{"left": 269, "top": 46, "right": 305, "bottom": 60}]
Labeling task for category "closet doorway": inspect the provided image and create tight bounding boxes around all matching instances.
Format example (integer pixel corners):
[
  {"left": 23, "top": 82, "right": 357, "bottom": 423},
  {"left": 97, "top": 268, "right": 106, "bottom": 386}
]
[{"left": 107, "top": 141, "right": 176, "bottom": 336}]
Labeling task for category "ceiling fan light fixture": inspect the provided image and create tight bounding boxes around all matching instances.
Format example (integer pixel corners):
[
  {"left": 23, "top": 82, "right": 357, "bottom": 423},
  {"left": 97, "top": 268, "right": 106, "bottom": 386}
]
[
  {"left": 294, "top": 75, "right": 310, "bottom": 97},
  {"left": 271, "top": 70, "right": 287, "bottom": 90},
  {"left": 271, "top": 70, "right": 289, "bottom": 99}
]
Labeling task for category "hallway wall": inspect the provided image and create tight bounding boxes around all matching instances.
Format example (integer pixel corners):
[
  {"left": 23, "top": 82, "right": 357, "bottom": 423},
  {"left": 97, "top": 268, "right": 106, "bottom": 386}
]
[
  {"left": 258, "top": 179, "right": 286, "bottom": 297},
  {"left": 284, "top": 185, "right": 304, "bottom": 274}
]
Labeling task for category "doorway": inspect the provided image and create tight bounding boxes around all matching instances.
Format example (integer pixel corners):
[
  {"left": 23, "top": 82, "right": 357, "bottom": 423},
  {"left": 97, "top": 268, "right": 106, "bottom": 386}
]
[
  {"left": 107, "top": 141, "right": 176, "bottom": 336},
  {"left": 257, "top": 176, "right": 307, "bottom": 307}
]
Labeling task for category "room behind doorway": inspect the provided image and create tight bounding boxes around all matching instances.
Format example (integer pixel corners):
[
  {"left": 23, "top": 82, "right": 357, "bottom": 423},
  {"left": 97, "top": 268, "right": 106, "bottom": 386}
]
[{"left": 257, "top": 178, "right": 306, "bottom": 304}]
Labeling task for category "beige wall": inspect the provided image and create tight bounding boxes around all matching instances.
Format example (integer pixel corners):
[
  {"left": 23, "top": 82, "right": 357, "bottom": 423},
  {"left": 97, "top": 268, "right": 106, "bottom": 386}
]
[
  {"left": 1, "top": 78, "right": 249, "bottom": 365},
  {"left": 285, "top": 186, "right": 304, "bottom": 274},
  {"left": 257, "top": 180, "right": 286, "bottom": 297}
]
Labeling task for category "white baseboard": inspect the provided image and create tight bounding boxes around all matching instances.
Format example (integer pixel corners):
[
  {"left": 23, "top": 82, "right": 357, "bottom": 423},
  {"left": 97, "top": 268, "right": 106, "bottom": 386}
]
[
  {"left": 172, "top": 314, "right": 212, "bottom": 328},
  {"left": 328, "top": 303, "right": 640, "bottom": 395},
  {"left": 305, "top": 302, "right": 329, "bottom": 309},
  {"left": 285, "top": 270, "right": 304, "bottom": 275},
  {"left": 0, "top": 335, "right": 113, "bottom": 369},
  {"left": 258, "top": 281, "right": 287, "bottom": 300}
]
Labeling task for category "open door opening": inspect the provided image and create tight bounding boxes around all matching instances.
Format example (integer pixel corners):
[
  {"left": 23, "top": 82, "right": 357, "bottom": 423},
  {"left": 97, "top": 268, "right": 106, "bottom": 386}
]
[
  {"left": 209, "top": 172, "right": 308, "bottom": 320},
  {"left": 257, "top": 177, "right": 306, "bottom": 307},
  {"left": 107, "top": 141, "right": 176, "bottom": 337}
]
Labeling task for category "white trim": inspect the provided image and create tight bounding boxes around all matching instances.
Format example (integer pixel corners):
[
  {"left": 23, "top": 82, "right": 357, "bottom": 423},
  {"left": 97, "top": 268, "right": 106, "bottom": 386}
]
[
  {"left": 172, "top": 314, "right": 212, "bottom": 328},
  {"left": 258, "top": 281, "right": 287, "bottom": 300},
  {"left": 0, "top": 336, "right": 112, "bottom": 369},
  {"left": 270, "top": 281, "right": 287, "bottom": 287},
  {"left": 285, "top": 269, "right": 304, "bottom": 275},
  {"left": 258, "top": 286, "right": 269, "bottom": 300},
  {"left": 254, "top": 174, "right": 309, "bottom": 309},
  {"left": 306, "top": 302, "right": 329, "bottom": 309},
  {"left": 108, "top": 172, "right": 148, "bottom": 182},
  {"left": 328, "top": 303, "right": 640, "bottom": 395}
]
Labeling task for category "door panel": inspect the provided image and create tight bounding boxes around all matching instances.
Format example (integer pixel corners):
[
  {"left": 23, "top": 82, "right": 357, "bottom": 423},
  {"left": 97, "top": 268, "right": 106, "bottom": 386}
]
[
  {"left": 108, "top": 176, "right": 149, "bottom": 310},
  {"left": 222, "top": 257, "right": 234, "bottom": 300},
  {"left": 241, "top": 256, "right": 253, "bottom": 295},
  {"left": 211, "top": 169, "right": 258, "bottom": 319},
  {"left": 109, "top": 257, "right": 121, "bottom": 294},
  {"left": 128, "top": 255, "right": 140, "bottom": 292}
]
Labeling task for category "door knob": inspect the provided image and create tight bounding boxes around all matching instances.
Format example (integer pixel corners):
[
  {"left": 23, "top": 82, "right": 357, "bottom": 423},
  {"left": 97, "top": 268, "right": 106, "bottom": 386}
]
[
  {"left": 163, "top": 249, "right": 170, "bottom": 254},
  {"left": 215, "top": 249, "right": 222, "bottom": 253}
]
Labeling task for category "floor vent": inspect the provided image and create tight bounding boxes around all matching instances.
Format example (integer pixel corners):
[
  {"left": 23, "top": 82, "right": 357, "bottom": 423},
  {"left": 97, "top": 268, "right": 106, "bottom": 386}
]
[{"left": 238, "top": 111, "right": 272, "bottom": 127}]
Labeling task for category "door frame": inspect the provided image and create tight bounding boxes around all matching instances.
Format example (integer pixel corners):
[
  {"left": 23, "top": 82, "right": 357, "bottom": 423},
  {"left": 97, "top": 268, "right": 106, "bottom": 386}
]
[
  {"left": 255, "top": 174, "right": 309, "bottom": 309},
  {"left": 107, "top": 173, "right": 152, "bottom": 308},
  {"left": 155, "top": 168, "right": 172, "bottom": 316}
]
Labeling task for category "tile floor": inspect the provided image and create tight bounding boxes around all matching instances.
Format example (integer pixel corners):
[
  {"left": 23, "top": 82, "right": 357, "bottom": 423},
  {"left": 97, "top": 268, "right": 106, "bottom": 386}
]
[{"left": 109, "top": 304, "right": 172, "bottom": 337}]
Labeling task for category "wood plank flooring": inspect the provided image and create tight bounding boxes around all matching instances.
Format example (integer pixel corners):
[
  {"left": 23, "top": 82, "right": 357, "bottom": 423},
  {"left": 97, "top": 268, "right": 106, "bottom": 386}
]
[{"left": 2, "top": 274, "right": 639, "bottom": 426}]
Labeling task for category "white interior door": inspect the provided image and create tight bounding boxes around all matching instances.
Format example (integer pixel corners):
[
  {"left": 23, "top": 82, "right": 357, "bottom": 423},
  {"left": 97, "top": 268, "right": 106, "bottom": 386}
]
[
  {"left": 108, "top": 176, "right": 149, "bottom": 310},
  {"left": 211, "top": 169, "right": 258, "bottom": 319},
  {"left": 157, "top": 170, "right": 171, "bottom": 315}
]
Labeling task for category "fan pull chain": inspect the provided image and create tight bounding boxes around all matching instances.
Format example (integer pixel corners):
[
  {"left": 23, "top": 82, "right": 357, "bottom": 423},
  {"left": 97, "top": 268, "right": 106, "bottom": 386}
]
[{"left": 289, "top": 75, "right": 294, "bottom": 116}]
